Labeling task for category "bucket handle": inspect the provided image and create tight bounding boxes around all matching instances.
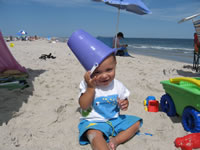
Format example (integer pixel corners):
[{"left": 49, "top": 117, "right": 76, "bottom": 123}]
[
  {"left": 90, "top": 63, "right": 99, "bottom": 75},
  {"left": 170, "top": 77, "right": 200, "bottom": 87}
]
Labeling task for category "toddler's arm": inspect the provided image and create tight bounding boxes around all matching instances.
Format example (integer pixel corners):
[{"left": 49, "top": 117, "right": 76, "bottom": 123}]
[{"left": 79, "top": 71, "right": 96, "bottom": 110}]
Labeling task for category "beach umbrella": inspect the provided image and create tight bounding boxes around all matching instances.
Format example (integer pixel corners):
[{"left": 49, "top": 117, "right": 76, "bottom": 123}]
[
  {"left": 17, "top": 30, "right": 27, "bottom": 36},
  {"left": 178, "top": 13, "right": 200, "bottom": 24},
  {"left": 92, "top": 0, "right": 151, "bottom": 47},
  {"left": 178, "top": 13, "right": 200, "bottom": 39},
  {"left": 17, "top": 30, "right": 28, "bottom": 40}
]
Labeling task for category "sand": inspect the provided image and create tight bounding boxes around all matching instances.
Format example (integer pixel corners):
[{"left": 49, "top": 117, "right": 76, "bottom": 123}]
[{"left": 0, "top": 39, "right": 200, "bottom": 150}]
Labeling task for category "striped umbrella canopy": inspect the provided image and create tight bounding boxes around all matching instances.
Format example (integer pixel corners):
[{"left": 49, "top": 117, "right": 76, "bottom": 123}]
[{"left": 178, "top": 13, "right": 200, "bottom": 24}]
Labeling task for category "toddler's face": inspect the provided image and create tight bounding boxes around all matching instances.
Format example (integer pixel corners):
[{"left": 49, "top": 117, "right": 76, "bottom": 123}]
[{"left": 92, "top": 55, "right": 116, "bottom": 86}]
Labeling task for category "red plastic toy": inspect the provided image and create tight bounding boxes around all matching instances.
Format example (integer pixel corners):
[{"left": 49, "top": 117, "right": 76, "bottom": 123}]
[
  {"left": 143, "top": 96, "right": 159, "bottom": 112},
  {"left": 174, "top": 133, "right": 200, "bottom": 150},
  {"left": 148, "top": 100, "right": 159, "bottom": 112}
]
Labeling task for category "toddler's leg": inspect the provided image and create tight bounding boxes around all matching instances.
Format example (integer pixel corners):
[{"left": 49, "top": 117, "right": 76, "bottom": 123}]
[
  {"left": 108, "top": 121, "right": 140, "bottom": 150},
  {"left": 87, "top": 129, "right": 110, "bottom": 150}
]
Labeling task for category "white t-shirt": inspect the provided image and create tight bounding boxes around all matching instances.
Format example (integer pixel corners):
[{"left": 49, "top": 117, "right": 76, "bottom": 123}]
[{"left": 79, "top": 79, "right": 130, "bottom": 122}]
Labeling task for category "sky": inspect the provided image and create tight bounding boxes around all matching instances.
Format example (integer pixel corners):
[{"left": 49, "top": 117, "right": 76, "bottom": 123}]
[{"left": 0, "top": 0, "right": 200, "bottom": 39}]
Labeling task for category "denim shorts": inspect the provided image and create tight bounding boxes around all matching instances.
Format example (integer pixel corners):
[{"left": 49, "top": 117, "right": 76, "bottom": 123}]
[{"left": 78, "top": 115, "right": 142, "bottom": 145}]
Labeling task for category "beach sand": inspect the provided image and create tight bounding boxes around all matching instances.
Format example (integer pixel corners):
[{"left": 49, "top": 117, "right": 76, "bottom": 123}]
[{"left": 0, "top": 39, "right": 200, "bottom": 150}]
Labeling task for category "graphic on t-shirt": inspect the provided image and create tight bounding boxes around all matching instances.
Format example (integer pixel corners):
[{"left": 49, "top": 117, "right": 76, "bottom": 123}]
[
  {"left": 93, "top": 94, "right": 119, "bottom": 118},
  {"left": 86, "top": 123, "right": 97, "bottom": 128}
]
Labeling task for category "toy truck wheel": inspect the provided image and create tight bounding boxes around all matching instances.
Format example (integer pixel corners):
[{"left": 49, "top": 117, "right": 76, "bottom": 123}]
[
  {"left": 160, "top": 94, "right": 176, "bottom": 117},
  {"left": 182, "top": 107, "right": 200, "bottom": 133}
]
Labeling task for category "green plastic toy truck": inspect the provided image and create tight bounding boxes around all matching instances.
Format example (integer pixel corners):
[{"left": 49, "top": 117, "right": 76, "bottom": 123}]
[{"left": 160, "top": 77, "right": 200, "bottom": 133}]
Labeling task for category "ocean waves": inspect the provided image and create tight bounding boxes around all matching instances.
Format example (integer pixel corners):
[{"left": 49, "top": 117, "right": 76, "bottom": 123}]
[{"left": 129, "top": 44, "right": 194, "bottom": 53}]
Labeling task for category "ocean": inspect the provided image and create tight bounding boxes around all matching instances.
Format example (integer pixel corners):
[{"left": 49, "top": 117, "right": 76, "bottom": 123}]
[
  {"left": 59, "top": 36, "right": 194, "bottom": 64},
  {"left": 97, "top": 37, "right": 194, "bottom": 64}
]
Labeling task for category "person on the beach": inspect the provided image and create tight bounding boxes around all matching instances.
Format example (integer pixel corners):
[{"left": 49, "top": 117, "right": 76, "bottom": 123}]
[
  {"left": 193, "top": 32, "right": 200, "bottom": 71},
  {"left": 78, "top": 53, "right": 142, "bottom": 150},
  {"left": 194, "top": 32, "right": 200, "bottom": 53},
  {"left": 112, "top": 32, "right": 128, "bottom": 56}
]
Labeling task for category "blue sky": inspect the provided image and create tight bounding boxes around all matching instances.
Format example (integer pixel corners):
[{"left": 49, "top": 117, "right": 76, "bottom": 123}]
[{"left": 0, "top": 0, "right": 200, "bottom": 39}]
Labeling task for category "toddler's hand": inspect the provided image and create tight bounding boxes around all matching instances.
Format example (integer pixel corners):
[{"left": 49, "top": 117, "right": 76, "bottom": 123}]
[
  {"left": 84, "top": 71, "right": 96, "bottom": 88},
  {"left": 118, "top": 99, "right": 129, "bottom": 111},
  {"left": 123, "top": 44, "right": 128, "bottom": 47}
]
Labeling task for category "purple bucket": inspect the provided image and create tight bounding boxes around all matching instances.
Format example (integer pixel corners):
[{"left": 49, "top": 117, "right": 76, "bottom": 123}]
[{"left": 67, "top": 29, "right": 116, "bottom": 73}]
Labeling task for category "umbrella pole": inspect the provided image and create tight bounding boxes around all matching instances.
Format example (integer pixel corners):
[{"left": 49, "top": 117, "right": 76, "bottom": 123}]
[{"left": 115, "top": 8, "right": 120, "bottom": 48}]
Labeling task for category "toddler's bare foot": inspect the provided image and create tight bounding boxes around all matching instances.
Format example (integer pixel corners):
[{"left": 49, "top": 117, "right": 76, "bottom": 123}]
[{"left": 108, "top": 138, "right": 118, "bottom": 150}]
